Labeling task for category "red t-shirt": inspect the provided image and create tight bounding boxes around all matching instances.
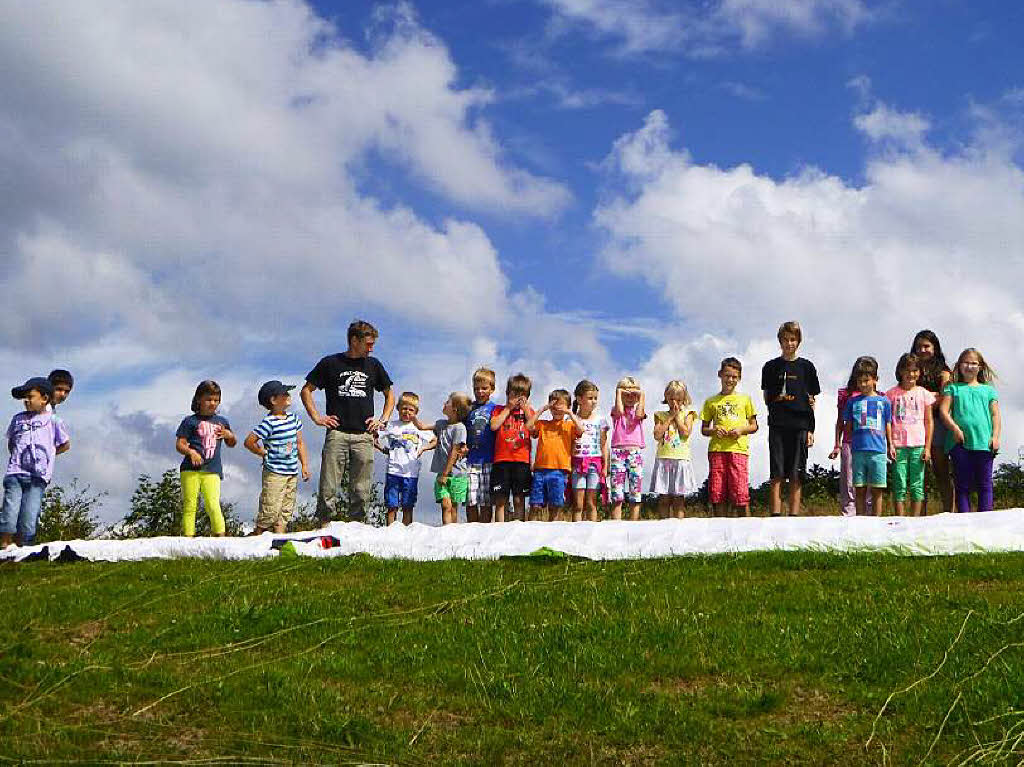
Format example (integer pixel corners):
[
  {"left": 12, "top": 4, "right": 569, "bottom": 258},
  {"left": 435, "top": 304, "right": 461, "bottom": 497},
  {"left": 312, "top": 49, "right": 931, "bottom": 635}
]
[{"left": 492, "top": 405, "right": 532, "bottom": 464}]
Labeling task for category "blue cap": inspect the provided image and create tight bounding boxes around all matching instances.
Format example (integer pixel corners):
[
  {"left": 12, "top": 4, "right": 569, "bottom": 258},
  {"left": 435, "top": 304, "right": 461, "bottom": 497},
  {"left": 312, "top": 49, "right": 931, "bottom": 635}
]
[
  {"left": 12, "top": 377, "right": 54, "bottom": 400},
  {"left": 258, "top": 380, "right": 295, "bottom": 409}
]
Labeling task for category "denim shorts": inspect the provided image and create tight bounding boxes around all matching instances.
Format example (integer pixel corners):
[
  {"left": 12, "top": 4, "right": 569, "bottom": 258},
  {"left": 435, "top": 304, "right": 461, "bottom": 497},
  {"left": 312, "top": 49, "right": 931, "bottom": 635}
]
[
  {"left": 384, "top": 474, "right": 419, "bottom": 509},
  {"left": 530, "top": 468, "right": 569, "bottom": 507}
]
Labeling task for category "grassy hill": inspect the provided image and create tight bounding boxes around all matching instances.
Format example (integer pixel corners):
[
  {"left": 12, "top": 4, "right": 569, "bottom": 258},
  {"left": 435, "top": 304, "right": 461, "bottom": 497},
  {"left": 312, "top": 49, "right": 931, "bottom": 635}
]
[{"left": 2, "top": 551, "right": 1024, "bottom": 764}]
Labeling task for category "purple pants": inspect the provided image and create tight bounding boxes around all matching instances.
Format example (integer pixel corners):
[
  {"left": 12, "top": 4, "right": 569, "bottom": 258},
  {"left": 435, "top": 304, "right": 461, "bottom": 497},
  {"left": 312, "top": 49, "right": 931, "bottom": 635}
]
[
  {"left": 839, "top": 443, "right": 872, "bottom": 516},
  {"left": 949, "top": 445, "right": 994, "bottom": 513}
]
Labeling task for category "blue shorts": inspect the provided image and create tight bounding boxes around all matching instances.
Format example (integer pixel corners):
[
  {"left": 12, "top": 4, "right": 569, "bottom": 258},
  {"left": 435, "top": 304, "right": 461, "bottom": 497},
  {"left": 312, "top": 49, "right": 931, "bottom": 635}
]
[
  {"left": 384, "top": 474, "right": 418, "bottom": 509},
  {"left": 530, "top": 469, "right": 568, "bottom": 507},
  {"left": 852, "top": 451, "right": 887, "bottom": 488}
]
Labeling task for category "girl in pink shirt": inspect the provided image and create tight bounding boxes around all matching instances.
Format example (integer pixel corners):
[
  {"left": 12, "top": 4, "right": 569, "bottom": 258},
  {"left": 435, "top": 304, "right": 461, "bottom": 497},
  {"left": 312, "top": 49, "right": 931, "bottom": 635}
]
[
  {"left": 608, "top": 377, "right": 646, "bottom": 521},
  {"left": 885, "top": 353, "right": 935, "bottom": 517}
]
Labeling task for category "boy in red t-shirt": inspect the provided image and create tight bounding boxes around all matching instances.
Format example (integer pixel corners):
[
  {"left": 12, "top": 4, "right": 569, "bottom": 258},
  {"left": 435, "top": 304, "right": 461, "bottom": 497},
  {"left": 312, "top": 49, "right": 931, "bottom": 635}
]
[{"left": 489, "top": 373, "right": 535, "bottom": 522}]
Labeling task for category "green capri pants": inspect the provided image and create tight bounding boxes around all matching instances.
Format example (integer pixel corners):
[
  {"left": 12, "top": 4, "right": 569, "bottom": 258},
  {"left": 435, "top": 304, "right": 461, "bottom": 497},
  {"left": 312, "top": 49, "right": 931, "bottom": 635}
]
[{"left": 892, "top": 447, "right": 925, "bottom": 502}]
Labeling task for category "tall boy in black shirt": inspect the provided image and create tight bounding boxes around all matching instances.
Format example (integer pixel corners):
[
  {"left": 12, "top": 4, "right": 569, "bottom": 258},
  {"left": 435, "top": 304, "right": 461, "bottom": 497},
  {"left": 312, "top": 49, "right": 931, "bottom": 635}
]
[{"left": 761, "top": 321, "right": 820, "bottom": 517}]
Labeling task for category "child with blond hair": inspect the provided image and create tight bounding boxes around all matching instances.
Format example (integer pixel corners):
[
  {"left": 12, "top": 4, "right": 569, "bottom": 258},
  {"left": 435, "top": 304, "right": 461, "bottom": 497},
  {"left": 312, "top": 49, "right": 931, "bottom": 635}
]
[
  {"left": 466, "top": 367, "right": 498, "bottom": 523},
  {"left": 376, "top": 392, "right": 436, "bottom": 526},
  {"left": 940, "top": 348, "right": 1000, "bottom": 513},
  {"left": 650, "top": 380, "right": 697, "bottom": 519},
  {"left": 431, "top": 392, "right": 473, "bottom": 525},
  {"left": 608, "top": 377, "right": 646, "bottom": 520}
]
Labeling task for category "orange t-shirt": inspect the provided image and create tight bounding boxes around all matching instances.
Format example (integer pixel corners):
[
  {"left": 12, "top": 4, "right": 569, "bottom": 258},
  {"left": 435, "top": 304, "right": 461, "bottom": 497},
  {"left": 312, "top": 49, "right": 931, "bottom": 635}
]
[{"left": 533, "top": 418, "right": 575, "bottom": 471}]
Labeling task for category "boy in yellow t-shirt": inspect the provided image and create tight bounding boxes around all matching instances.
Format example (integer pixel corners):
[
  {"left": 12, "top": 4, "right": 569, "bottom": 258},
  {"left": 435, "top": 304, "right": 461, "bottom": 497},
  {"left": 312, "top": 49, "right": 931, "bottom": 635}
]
[{"left": 701, "top": 357, "right": 758, "bottom": 517}]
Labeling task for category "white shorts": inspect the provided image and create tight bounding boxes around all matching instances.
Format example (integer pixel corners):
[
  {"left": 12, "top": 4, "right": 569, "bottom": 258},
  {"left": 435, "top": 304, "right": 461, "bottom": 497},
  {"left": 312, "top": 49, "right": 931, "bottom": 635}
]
[
  {"left": 649, "top": 457, "right": 696, "bottom": 496},
  {"left": 467, "top": 463, "right": 492, "bottom": 506}
]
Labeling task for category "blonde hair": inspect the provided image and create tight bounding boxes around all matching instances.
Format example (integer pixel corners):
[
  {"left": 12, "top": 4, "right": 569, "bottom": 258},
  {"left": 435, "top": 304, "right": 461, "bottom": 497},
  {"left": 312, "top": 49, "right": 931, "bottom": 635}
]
[
  {"left": 572, "top": 379, "right": 599, "bottom": 414},
  {"left": 447, "top": 392, "right": 473, "bottom": 421},
  {"left": 616, "top": 376, "right": 641, "bottom": 393},
  {"left": 954, "top": 348, "right": 997, "bottom": 384},
  {"left": 662, "top": 379, "right": 691, "bottom": 406},
  {"left": 472, "top": 367, "right": 496, "bottom": 388},
  {"left": 397, "top": 392, "right": 420, "bottom": 410},
  {"left": 777, "top": 321, "right": 802, "bottom": 343}
]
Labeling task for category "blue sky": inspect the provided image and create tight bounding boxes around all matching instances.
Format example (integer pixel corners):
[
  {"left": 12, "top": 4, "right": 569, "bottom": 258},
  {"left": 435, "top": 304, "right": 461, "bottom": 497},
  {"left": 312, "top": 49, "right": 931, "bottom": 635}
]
[{"left": 1, "top": 0, "right": 1022, "bottom": 525}]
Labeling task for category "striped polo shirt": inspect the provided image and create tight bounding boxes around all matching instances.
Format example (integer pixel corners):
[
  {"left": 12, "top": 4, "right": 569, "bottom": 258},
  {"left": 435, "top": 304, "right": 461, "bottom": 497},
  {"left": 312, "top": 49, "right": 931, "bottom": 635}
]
[{"left": 252, "top": 412, "right": 302, "bottom": 475}]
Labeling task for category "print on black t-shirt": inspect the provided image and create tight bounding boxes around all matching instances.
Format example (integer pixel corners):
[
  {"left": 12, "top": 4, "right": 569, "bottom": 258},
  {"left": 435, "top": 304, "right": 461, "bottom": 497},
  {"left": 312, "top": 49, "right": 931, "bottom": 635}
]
[
  {"left": 306, "top": 353, "right": 393, "bottom": 433},
  {"left": 760, "top": 357, "right": 821, "bottom": 431}
]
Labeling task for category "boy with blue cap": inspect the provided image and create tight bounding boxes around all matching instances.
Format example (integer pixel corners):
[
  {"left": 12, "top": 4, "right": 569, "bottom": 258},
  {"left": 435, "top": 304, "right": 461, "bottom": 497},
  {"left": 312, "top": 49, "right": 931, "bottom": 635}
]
[
  {"left": 2, "top": 377, "right": 71, "bottom": 547},
  {"left": 244, "top": 381, "right": 310, "bottom": 534}
]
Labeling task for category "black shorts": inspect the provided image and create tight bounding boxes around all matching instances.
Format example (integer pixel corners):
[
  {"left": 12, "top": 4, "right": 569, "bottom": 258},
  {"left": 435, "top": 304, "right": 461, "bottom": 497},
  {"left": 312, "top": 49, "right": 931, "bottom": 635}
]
[
  {"left": 490, "top": 461, "right": 532, "bottom": 499},
  {"left": 768, "top": 426, "right": 809, "bottom": 480}
]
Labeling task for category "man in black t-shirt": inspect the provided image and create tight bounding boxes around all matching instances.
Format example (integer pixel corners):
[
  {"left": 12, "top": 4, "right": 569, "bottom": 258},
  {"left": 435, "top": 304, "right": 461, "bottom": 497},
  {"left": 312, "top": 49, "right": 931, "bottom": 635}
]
[
  {"left": 761, "top": 321, "right": 820, "bottom": 517},
  {"left": 302, "top": 320, "right": 395, "bottom": 522}
]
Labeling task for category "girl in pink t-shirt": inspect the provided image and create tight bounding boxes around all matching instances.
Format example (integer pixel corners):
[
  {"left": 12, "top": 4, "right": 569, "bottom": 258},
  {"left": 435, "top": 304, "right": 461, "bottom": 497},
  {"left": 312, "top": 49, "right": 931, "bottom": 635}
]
[
  {"left": 608, "top": 377, "right": 646, "bottom": 521},
  {"left": 885, "top": 353, "right": 935, "bottom": 517}
]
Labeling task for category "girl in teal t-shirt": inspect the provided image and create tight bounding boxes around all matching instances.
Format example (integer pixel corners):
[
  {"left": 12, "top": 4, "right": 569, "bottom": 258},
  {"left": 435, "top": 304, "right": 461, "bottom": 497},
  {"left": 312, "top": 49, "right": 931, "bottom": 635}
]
[{"left": 939, "top": 348, "right": 1000, "bottom": 513}]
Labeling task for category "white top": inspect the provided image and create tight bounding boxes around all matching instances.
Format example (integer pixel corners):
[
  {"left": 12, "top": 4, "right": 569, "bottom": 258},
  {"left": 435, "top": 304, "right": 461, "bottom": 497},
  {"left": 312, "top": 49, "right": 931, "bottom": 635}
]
[{"left": 379, "top": 420, "right": 434, "bottom": 478}]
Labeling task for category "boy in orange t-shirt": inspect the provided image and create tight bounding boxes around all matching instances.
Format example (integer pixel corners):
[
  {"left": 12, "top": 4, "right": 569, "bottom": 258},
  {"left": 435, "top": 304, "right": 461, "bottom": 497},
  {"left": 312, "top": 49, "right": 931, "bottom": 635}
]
[{"left": 526, "top": 389, "right": 584, "bottom": 522}]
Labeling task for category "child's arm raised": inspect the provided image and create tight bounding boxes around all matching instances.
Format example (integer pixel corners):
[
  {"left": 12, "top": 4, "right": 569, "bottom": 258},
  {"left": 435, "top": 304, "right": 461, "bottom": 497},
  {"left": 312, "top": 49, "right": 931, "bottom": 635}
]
[
  {"left": 525, "top": 403, "right": 548, "bottom": 435},
  {"left": 635, "top": 390, "right": 646, "bottom": 420},
  {"left": 990, "top": 399, "right": 1001, "bottom": 452},
  {"left": 566, "top": 410, "right": 585, "bottom": 438},
  {"left": 176, "top": 436, "right": 202, "bottom": 467},
  {"left": 680, "top": 411, "right": 696, "bottom": 439},
  {"left": 611, "top": 387, "right": 624, "bottom": 418}
]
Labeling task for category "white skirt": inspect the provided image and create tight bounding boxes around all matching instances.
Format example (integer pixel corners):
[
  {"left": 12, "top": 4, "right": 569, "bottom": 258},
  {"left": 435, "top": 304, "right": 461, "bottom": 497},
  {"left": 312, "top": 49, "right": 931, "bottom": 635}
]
[{"left": 649, "top": 457, "right": 696, "bottom": 496}]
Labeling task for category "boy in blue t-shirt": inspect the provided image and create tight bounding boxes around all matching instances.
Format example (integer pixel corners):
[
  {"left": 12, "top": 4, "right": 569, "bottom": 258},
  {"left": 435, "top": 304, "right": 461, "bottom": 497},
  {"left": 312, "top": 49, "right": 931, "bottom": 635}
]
[
  {"left": 465, "top": 367, "right": 498, "bottom": 523},
  {"left": 244, "top": 381, "right": 310, "bottom": 534},
  {"left": 840, "top": 366, "right": 894, "bottom": 516}
]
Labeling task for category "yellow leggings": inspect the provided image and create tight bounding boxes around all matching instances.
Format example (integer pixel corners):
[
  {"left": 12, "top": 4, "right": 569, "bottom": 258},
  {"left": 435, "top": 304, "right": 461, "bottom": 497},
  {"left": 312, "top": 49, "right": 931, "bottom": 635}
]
[{"left": 180, "top": 471, "right": 225, "bottom": 536}]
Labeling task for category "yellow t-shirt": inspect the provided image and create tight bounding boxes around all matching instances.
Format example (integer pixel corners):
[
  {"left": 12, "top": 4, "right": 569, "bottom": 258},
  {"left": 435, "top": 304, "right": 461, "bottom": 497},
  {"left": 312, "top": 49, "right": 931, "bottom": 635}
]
[
  {"left": 701, "top": 393, "right": 756, "bottom": 454},
  {"left": 654, "top": 410, "right": 697, "bottom": 460}
]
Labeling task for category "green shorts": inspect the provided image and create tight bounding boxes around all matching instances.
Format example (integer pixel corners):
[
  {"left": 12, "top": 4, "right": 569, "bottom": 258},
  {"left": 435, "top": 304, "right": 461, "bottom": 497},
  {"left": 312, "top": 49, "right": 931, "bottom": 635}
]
[{"left": 434, "top": 475, "right": 468, "bottom": 503}]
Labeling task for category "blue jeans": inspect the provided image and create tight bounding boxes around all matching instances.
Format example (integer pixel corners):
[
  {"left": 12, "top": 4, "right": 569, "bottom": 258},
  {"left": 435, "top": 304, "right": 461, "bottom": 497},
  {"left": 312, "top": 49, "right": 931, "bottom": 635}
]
[{"left": 1, "top": 474, "right": 48, "bottom": 544}]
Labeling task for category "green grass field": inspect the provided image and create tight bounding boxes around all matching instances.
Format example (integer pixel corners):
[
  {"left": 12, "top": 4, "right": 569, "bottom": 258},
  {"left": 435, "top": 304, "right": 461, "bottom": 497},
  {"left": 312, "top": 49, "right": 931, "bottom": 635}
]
[{"left": 2, "top": 552, "right": 1024, "bottom": 765}]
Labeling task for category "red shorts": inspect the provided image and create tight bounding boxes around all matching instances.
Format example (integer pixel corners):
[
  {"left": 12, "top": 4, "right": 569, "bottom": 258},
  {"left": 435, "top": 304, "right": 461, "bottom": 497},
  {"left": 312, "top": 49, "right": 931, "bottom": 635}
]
[{"left": 708, "top": 451, "right": 749, "bottom": 506}]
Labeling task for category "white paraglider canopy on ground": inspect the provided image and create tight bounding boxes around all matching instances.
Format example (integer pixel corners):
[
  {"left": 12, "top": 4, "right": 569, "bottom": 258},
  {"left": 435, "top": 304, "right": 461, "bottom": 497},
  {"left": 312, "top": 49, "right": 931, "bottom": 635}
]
[{"left": 3, "top": 509, "right": 1024, "bottom": 563}]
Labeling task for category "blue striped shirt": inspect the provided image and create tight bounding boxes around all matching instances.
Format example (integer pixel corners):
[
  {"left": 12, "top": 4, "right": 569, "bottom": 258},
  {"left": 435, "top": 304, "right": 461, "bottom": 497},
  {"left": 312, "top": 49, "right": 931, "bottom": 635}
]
[{"left": 252, "top": 412, "right": 302, "bottom": 475}]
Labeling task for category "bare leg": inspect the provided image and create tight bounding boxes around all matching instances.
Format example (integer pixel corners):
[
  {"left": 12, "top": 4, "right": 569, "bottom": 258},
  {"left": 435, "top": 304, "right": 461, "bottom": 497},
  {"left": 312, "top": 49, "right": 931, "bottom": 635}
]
[
  {"left": 493, "top": 497, "right": 507, "bottom": 523},
  {"left": 895, "top": 500, "right": 906, "bottom": 516},
  {"left": 402, "top": 507, "right": 414, "bottom": 526},
  {"left": 386, "top": 508, "right": 398, "bottom": 526},
  {"left": 466, "top": 505, "right": 479, "bottom": 523},
  {"left": 870, "top": 487, "right": 885, "bottom": 517},
  {"left": 479, "top": 504, "right": 493, "bottom": 523},
  {"left": 911, "top": 499, "right": 924, "bottom": 517},
  {"left": 441, "top": 498, "right": 454, "bottom": 525},
  {"left": 629, "top": 502, "right": 641, "bottom": 521},
  {"left": 787, "top": 479, "right": 802, "bottom": 517},
  {"left": 587, "top": 490, "right": 599, "bottom": 522},
  {"left": 769, "top": 478, "right": 783, "bottom": 516},
  {"left": 512, "top": 496, "right": 527, "bottom": 522},
  {"left": 855, "top": 486, "right": 867, "bottom": 516},
  {"left": 658, "top": 495, "right": 671, "bottom": 520},
  {"left": 573, "top": 489, "right": 585, "bottom": 522},
  {"left": 610, "top": 502, "right": 623, "bottom": 520},
  {"left": 672, "top": 496, "right": 686, "bottom": 519}
]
